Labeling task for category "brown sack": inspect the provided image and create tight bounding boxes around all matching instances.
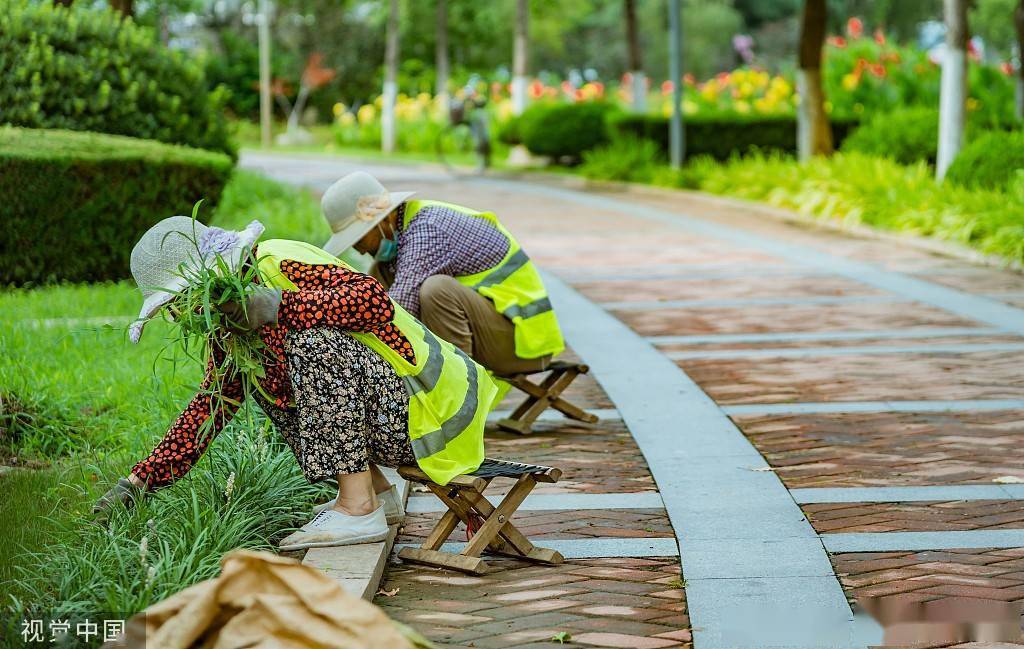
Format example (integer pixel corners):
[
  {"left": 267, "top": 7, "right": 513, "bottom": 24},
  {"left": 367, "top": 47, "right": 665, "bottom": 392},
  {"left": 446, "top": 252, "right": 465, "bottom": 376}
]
[{"left": 108, "top": 549, "right": 414, "bottom": 649}]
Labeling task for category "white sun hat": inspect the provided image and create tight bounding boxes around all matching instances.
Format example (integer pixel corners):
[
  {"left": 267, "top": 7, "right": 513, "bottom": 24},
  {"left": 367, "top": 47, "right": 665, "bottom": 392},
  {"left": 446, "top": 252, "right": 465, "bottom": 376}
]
[
  {"left": 321, "top": 171, "right": 415, "bottom": 256},
  {"left": 128, "top": 216, "right": 265, "bottom": 343}
]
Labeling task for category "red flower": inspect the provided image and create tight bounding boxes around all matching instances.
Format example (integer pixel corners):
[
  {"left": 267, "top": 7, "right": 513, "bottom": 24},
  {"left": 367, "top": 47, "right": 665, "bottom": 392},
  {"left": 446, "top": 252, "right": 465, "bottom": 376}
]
[
  {"left": 828, "top": 36, "right": 847, "bottom": 48},
  {"left": 1001, "top": 61, "right": 1015, "bottom": 75},
  {"left": 684, "top": 73, "right": 695, "bottom": 85},
  {"left": 846, "top": 17, "right": 864, "bottom": 39},
  {"left": 661, "top": 80, "right": 674, "bottom": 95},
  {"left": 873, "top": 29, "right": 886, "bottom": 45},
  {"left": 869, "top": 63, "right": 886, "bottom": 78}
]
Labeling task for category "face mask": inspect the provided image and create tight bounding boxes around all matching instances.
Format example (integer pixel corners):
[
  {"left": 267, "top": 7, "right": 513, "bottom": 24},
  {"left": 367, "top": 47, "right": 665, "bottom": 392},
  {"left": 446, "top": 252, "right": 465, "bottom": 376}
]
[{"left": 374, "top": 224, "right": 398, "bottom": 263}]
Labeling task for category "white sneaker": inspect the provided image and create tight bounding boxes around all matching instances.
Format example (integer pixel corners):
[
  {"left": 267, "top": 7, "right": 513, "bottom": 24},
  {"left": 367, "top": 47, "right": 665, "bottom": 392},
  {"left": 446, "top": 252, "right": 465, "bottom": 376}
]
[
  {"left": 312, "top": 484, "right": 405, "bottom": 525},
  {"left": 279, "top": 506, "right": 388, "bottom": 551}
]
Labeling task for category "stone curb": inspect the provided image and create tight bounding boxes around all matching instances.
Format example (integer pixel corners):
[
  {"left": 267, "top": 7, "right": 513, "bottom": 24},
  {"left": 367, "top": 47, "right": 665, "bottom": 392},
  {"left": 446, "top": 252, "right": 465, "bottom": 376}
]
[{"left": 301, "top": 467, "right": 409, "bottom": 600}]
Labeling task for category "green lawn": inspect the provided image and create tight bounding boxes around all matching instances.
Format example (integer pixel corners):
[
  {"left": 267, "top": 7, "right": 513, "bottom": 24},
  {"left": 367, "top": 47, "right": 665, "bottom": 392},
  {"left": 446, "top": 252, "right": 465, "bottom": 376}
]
[{"left": 0, "top": 170, "right": 334, "bottom": 630}]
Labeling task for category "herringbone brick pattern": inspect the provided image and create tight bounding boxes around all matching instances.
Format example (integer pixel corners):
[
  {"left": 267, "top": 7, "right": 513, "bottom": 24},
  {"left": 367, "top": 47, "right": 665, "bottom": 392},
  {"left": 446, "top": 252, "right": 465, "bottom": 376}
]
[
  {"left": 375, "top": 558, "right": 689, "bottom": 649},
  {"left": 735, "top": 411, "right": 1024, "bottom": 488},
  {"left": 676, "top": 351, "right": 1024, "bottom": 404},
  {"left": 805, "top": 501, "right": 1024, "bottom": 534},
  {"left": 831, "top": 549, "right": 1024, "bottom": 647},
  {"left": 615, "top": 301, "right": 975, "bottom": 337},
  {"left": 657, "top": 334, "right": 1023, "bottom": 354},
  {"left": 398, "top": 508, "right": 673, "bottom": 545},
  {"left": 573, "top": 274, "right": 882, "bottom": 304}
]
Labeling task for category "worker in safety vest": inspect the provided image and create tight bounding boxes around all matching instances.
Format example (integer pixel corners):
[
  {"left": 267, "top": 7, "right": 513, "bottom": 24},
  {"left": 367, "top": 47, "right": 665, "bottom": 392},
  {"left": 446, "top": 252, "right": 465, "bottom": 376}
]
[
  {"left": 322, "top": 172, "right": 565, "bottom": 378},
  {"left": 94, "top": 216, "right": 495, "bottom": 550}
]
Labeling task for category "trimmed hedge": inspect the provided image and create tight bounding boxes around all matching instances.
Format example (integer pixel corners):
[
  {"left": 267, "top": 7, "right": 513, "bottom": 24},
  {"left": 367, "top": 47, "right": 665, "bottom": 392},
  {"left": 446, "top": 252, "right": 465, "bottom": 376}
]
[
  {"left": 1, "top": 128, "right": 233, "bottom": 285},
  {"left": 1, "top": 1, "right": 234, "bottom": 158},
  {"left": 518, "top": 102, "right": 615, "bottom": 161},
  {"left": 947, "top": 130, "right": 1024, "bottom": 190},
  {"left": 607, "top": 113, "right": 860, "bottom": 160}
]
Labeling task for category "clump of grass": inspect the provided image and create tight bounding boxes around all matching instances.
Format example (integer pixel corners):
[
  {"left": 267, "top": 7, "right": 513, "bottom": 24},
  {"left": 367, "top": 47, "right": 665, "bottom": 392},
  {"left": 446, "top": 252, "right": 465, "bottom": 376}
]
[{"left": 6, "top": 412, "right": 324, "bottom": 621}]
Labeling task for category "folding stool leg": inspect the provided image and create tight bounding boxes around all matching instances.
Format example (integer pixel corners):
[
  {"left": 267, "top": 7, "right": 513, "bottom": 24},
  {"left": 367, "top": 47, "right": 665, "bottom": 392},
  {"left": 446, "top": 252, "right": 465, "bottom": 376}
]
[
  {"left": 459, "top": 479, "right": 563, "bottom": 565},
  {"left": 498, "top": 368, "right": 576, "bottom": 435}
]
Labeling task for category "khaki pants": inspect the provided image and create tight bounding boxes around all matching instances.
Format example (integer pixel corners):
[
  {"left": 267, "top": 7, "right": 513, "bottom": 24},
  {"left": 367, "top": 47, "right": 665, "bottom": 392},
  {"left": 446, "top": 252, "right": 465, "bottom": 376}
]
[{"left": 371, "top": 265, "right": 549, "bottom": 376}]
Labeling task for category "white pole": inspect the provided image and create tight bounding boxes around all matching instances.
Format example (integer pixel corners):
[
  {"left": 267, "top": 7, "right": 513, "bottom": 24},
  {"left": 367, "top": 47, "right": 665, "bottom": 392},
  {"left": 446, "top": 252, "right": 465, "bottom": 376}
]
[
  {"left": 668, "top": 0, "right": 683, "bottom": 167},
  {"left": 382, "top": 0, "right": 399, "bottom": 154},
  {"left": 258, "top": 0, "right": 272, "bottom": 149},
  {"left": 937, "top": 0, "right": 968, "bottom": 180},
  {"left": 511, "top": 0, "right": 529, "bottom": 115}
]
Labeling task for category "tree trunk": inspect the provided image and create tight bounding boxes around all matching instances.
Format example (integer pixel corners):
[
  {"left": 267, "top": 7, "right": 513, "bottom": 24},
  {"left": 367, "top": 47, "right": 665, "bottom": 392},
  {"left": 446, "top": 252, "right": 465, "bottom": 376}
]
[
  {"left": 1015, "top": 0, "right": 1024, "bottom": 120},
  {"left": 511, "top": 0, "right": 529, "bottom": 115},
  {"left": 937, "top": 0, "right": 968, "bottom": 180},
  {"left": 797, "top": 0, "right": 832, "bottom": 160},
  {"left": 624, "top": 0, "right": 646, "bottom": 112},
  {"left": 382, "top": 0, "right": 400, "bottom": 154},
  {"left": 109, "top": 0, "right": 133, "bottom": 18},
  {"left": 258, "top": 0, "right": 272, "bottom": 148},
  {"left": 436, "top": 0, "right": 449, "bottom": 106},
  {"left": 52, "top": 0, "right": 74, "bottom": 7}
]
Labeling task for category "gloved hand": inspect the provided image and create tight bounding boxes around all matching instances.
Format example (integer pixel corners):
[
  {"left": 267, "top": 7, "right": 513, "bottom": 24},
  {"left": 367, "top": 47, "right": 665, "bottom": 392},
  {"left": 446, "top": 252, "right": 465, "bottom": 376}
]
[
  {"left": 93, "top": 477, "right": 145, "bottom": 520},
  {"left": 218, "top": 286, "right": 282, "bottom": 332}
]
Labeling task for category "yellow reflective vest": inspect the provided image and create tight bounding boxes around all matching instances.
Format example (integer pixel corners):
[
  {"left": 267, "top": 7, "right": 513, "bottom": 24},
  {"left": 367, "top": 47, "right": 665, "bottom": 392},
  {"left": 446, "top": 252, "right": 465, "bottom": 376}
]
[
  {"left": 256, "top": 239, "right": 496, "bottom": 486},
  {"left": 402, "top": 200, "right": 565, "bottom": 360}
]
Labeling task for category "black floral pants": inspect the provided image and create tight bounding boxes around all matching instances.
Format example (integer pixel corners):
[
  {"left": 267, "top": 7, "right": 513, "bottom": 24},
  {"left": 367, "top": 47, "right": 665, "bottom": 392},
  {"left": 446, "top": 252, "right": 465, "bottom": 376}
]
[{"left": 260, "top": 327, "right": 415, "bottom": 483}]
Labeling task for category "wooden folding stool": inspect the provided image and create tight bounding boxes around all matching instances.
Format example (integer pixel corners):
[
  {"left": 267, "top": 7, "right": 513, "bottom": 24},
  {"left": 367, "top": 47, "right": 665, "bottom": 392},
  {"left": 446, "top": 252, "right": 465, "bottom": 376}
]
[
  {"left": 397, "top": 458, "right": 564, "bottom": 575},
  {"left": 496, "top": 360, "right": 600, "bottom": 435}
]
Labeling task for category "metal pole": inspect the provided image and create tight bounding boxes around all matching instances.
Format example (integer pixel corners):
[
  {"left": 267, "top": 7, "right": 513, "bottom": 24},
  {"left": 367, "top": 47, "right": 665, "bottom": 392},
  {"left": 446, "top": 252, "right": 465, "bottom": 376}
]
[
  {"left": 668, "top": 0, "right": 684, "bottom": 167},
  {"left": 258, "top": 0, "right": 272, "bottom": 149}
]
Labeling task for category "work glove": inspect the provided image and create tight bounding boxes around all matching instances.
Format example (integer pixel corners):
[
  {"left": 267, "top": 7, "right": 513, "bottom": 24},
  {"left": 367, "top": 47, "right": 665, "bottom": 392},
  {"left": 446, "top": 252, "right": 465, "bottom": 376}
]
[
  {"left": 93, "top": 477, "right": 145, "bottom": 521},
  {"left": 218, "top": 286, "right": 282, "bottom": 333}
]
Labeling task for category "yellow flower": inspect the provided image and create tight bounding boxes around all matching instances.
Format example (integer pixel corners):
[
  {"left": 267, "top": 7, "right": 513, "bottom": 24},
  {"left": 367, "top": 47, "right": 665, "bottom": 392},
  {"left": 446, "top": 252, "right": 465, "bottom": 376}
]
[
  {"left": 683, "top": 99, "right": 698, "bottom": 115},
  {"left": 841, "top": 73, "right": 859, "bottom": 91},
  {"left": 332, "top": 102, "right": 346, "bottom": 117},
  {"left": 769, "top": 76, "right": 791, "bottom": 97},
  {"left": 357, "top": 104, "right": 376, "bottom": 125},
  {"left": 824, "top": 100, "right": 833, "bottom": 114},
  {"left": 734, "top": 100, "right": 751, "bottom": 114},
  {"left": 754, "top": 97, "right": 771, "bottom": 113},
  {"left": 739, "top": 81, "right": 754, "bottom": 98},
  {"left": 700, "top": 80, "right": 719, "bottom": 102},
  {"left": 339, "top": 112, "right": 355, "bottom": 126},
  {"left": 967, "top": 97, "right": 981, "bottom": 111}
]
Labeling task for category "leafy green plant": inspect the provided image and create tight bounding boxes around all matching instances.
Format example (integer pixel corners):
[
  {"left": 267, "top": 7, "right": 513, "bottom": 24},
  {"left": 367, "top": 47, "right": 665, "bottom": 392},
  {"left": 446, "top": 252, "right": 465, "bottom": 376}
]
[
  {"left": 580, "top": 137, "right": 662, "bottom": 183},
  {"left": 0, "top": 127, "right": 233, "bottom": 286},
  {"left": 519, "top": 101, "right": 615, "bottom": 161},
  {"left": 946, "top": 130, "right": 1024, "bottom": 190},
  {"left": 840, "top": 106, "right": 940, "bottom": 165},
  {"left": 608, "top": 113, "right": 860, "bottom": 161},
  {"left": 1, "top": 1, "right": 233, "bottom": 157}
]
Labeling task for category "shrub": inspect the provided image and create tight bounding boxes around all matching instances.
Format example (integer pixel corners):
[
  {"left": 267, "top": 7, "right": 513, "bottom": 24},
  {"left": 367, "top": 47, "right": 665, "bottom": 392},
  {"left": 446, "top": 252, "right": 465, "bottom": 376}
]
[
  {"left": 946, "top": 130, "right": 1024, "bottom": 190},
  {"left": 519, "top": 102, "right": 615, "bottom": 161},
  {"left": 0, "top": 2, "right": 234, "bottom": 157},
  {"left": 608, "top": 113, "right": 860, "bottom": 161},
  {"left": 580, "top": 137, "right": 662, "bottom": 183},
  {"left": 0, "top": 128, "right": 233, "bottom": 285},
  {"left": 841, "top": 107, "right": 940, "bottom": 165}
]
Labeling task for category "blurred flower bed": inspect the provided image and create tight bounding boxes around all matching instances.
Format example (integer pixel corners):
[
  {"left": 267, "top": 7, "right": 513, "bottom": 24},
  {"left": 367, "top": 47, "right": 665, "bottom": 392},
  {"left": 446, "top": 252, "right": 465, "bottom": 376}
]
[{"left": 327, "top": 17, "right": 1017, "bottom": 156}]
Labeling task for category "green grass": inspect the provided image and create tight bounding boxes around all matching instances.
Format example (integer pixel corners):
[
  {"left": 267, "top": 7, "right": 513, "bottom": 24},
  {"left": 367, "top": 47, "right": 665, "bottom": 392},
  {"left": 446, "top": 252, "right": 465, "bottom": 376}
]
[{"left": 0, "top": 170, "right": 334, "bottom": 630}]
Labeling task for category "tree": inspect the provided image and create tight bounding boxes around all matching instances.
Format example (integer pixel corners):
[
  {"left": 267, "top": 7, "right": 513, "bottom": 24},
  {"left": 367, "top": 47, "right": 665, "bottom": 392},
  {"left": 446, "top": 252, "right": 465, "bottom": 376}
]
[
  {"left": 383, "top": 0, "right": 400, "bottom": 153},
  {"left": 109, "top": 0, "right": 133, "bottom": 18},
  {"left": 937, "top": 0, "right": 968, "bottom": 180},
  {"left": 1016, "top": 0, "right": 1024, "bottom": 119},
  {"left": 624, "top": 0, "right": 645, "bottom": 112},
  {"left": 797, "top": 0, "right": 832, "bottom": 160},
  {"left": 436, "top": 0, "right": 449, "bottom": 104},
  {"left": 511, "top": 0, "right": 529, "bottom": 115}
]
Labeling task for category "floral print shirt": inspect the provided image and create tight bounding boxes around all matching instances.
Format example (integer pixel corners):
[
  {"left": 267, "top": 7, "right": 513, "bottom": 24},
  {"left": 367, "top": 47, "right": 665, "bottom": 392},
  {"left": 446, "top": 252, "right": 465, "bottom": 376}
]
[{"left": 130, "top": 260, "right": 415, "bottom": 490}]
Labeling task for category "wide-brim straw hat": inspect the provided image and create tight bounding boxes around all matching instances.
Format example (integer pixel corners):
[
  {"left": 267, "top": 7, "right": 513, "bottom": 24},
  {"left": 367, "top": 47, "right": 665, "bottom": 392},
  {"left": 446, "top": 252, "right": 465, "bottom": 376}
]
[
  {"left": 322, "top": 171, "right": 415, "bottom": 256},
  {"left": 128, "top": 216, "right": 265, "bottom": 343}
]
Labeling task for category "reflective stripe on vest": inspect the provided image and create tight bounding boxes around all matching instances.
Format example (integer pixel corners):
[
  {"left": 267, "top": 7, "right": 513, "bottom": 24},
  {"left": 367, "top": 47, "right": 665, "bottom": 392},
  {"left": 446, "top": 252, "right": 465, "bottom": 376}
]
[
  {"left": 403, "top": 200, "right": 565, "bottom": 360},
  {"left": 254, "top": 238, "right": 495, "bottom": 486}
]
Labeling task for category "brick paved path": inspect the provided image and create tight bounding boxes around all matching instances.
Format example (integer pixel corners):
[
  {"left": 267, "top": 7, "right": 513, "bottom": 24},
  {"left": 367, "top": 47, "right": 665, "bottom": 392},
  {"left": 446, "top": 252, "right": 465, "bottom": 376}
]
[{"left": 246, "top": 154, "right": 1024, "bottom": 648}]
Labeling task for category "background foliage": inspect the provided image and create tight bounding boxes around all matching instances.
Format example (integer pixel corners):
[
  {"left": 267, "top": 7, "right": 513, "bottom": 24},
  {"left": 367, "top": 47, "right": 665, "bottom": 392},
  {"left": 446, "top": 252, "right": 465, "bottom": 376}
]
[{"left": 0, "top": 0, "right": 234, "bottom": 156}]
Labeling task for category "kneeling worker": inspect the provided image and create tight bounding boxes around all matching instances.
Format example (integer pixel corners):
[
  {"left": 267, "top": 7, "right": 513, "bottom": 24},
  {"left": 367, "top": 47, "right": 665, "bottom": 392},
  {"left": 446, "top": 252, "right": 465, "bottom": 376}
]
[{"left": 320, "top": 171, "right": 565, "bottom": 377}]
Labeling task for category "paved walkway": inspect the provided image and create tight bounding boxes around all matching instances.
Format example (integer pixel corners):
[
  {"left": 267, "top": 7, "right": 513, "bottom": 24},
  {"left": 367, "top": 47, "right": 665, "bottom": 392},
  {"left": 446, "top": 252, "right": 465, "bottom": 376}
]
[{"left": 244, "top": 153, "right": 1024, "bottom": 648}]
